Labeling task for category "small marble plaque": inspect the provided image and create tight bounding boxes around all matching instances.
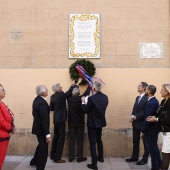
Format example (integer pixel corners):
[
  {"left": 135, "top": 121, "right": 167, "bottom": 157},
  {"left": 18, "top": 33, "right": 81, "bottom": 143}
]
[{"left": 139, "top": 43, "right": 163, "bottom": 58}]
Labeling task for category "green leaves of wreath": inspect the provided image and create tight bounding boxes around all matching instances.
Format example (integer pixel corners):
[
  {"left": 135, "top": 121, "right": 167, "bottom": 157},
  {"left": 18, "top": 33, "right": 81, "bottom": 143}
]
[{"left": 69, "top": 59, "right": 96, "bottom": 85}]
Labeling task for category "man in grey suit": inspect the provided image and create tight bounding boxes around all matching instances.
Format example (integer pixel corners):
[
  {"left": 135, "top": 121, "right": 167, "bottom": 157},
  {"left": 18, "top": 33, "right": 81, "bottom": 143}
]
[{"left": 126, "top": 82, "right": 149, "bottom": 165}]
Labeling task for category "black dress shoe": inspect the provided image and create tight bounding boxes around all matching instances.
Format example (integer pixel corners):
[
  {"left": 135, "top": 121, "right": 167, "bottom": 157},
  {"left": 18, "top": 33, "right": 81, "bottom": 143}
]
[
  {"left": 50, "top": 155, "right": 54, "bottom": 160},
  {"left": 53, "top": 159, "right": 66, "bottom": 163},
  {"left": 136, "top": 160, "right": 147, "bottom": 165},
  {"left": 30, "top": 158, "right": 37, "bottom": 166},
  {"left": 87, "top": 164, "right": 98, "bottom": 170},
  {"left": 126, "top": 157, "right": 138, "bottom": 162},
  {"left": 69, "top": 159, "right": 74, "bottom": 162},
  {"left": 36, "top": 167, "right": 44, "bottom": 170},
  {"left": 97, "top": 157, "right": 104, "bottom": 162},
  {"left": 77, "top": 157, "right": 87, "bottom": 163}
]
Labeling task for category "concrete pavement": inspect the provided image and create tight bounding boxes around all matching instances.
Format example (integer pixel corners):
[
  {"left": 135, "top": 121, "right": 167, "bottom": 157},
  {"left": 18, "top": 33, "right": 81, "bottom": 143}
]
[{"left": 2, "top": 155, "right": 159, "bottom": 170}]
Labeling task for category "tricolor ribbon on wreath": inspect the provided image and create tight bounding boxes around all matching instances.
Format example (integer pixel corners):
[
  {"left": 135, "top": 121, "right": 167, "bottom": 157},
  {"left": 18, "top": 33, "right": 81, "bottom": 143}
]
[{"left": 75, "top": 64, "right": 105, "bottom": 94}]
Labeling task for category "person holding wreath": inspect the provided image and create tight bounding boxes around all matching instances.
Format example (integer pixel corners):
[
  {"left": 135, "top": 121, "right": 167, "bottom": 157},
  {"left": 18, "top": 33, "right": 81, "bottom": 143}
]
[
  {"left": 67, "top": 78, "right": 90, "bottom": 162},
  {"left": 81, "top": 81, "right": 108, "bottom": 170}
]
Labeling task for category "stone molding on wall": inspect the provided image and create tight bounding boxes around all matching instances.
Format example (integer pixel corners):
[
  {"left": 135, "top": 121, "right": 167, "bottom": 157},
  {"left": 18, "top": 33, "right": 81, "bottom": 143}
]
[{"left": 8, "top": 128, "right": 162, "bottom": 156}]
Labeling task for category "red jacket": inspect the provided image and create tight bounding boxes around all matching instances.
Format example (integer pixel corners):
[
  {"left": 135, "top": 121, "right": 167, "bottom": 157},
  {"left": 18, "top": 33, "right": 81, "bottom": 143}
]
[{"left": 0, "top": 102, "right": 14, "bottom": 139}]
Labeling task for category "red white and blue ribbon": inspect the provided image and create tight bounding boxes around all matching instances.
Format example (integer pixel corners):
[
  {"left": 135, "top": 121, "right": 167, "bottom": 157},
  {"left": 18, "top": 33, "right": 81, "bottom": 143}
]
[{"left": 75, "top": 64, "right": 105, "bottom": 94}]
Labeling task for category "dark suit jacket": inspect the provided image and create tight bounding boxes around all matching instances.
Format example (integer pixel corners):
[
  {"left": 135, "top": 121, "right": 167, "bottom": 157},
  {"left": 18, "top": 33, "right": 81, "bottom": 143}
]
[
  {"left": 50, "top": 91, "right": 67, "bottom": 124},
  {"left": 32, "top": 96, "right": 50, "bottom": 137},
  {"left": 50, "top": 86, "right": 75, "bottom": 124},
  {"left": 67, "top": 86, "right": 90, "bottom": 123},
  {"left": 82, "top": 91, "right": 108, "bottom": 128},
  {"left": 142, "top": 97, "right": 159, "bottom": 135},
  {"left": 132, "top": 94, "right": 148, "bottom": 130}
]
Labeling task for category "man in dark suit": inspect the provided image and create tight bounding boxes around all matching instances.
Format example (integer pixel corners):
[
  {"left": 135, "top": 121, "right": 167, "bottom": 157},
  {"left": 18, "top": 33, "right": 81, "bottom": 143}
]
[
  {"left": 126, "top": 82, "right": 149, "bottom": 165},
  {"left": 30, "top": 85, "right": 51, "bottom": 170},
  {"left": 67, "top": 81, "right": 90, "bottom": 162},
  {"left": 142, "top": 85, "right": 162, "bottom": 170},
  {"left": 50, "top": 83, "right": 67, "bottom": 163},
  {"left": 50, "top": 83, "right": 73, "bottom": 163},
  {"left": 81, "top": 81, "right": 108, "bottom": 170}
]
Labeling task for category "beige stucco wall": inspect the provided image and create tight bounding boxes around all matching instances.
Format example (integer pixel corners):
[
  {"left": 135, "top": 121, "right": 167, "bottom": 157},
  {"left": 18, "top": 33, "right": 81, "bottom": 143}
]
[
  {"left": 1, "top": 68, "right": 170, "bottom": 129},
  {"left": 0, "top": 0, "right": 169, "bottom": 68},
  {"left": 0, "top": 0, "right": 169, "bottom": 156}
]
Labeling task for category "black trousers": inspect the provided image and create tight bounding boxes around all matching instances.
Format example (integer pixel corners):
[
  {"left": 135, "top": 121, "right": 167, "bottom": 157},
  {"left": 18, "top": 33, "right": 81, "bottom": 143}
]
[
  {"left": 88, "top": 127, "right": 103, "bottom": 166},
  {"left": 68, "top": 122, "right": 85, "bottom": 160},
  {"left": 51, "top": 122, "right": 65, "bottom": 161},
  {"left": 132, "top": 126, "right": 149, "bottom": 161},
  {"left": 32, "top": 135, "right": 48, "bottom": 170}
]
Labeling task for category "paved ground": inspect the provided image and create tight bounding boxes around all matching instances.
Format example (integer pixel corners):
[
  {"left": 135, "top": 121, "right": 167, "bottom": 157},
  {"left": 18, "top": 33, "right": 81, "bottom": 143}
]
[{"left": 2, "top": 155, "right": 157, "bottom": 170}]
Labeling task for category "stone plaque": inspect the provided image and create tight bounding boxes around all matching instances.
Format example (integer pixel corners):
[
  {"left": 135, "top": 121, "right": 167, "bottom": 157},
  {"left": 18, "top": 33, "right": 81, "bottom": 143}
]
[
  {"left": 139, "top": 43, "right": 163, "bottom": 58},
  {"left": 69, "top": 14, "right": 100, "bottom": 58}
]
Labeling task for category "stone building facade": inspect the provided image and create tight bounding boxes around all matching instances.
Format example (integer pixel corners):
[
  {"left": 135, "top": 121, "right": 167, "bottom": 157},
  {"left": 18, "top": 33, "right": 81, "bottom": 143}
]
[{"left": 0, "top": 0, "right": 169, "bottom": 156}]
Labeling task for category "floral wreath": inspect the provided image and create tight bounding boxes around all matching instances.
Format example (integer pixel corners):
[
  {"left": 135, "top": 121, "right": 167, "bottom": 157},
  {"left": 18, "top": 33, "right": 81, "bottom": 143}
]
[{"left": 69, "top": 59, "right": 96, "bottom": 85}]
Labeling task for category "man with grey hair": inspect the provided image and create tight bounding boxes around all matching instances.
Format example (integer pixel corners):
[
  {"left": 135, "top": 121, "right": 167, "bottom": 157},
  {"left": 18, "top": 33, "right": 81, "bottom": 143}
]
[
  {"left": 30, "top": 85, "right": 51, "bottom": 170},
  {"left": 50, "top": 82, "right": 79, "bottom": 163},
  {"left": 50, "top": 83, "right": 68, "bottom": 163},
  {"left": 52, "top": 83, "right": 61, "bottom": 94},
  {"left": 72, "top": 87, "right": 80, "bottom": 97},
  {"left": 93, "top": 81, "right": 101, "bottom": 91},
  {"left": 67, "top": 79, "right": 90, "bottom": 163},
  {"left": 81, "top": 81, "right": 108, "bottom": 170}
]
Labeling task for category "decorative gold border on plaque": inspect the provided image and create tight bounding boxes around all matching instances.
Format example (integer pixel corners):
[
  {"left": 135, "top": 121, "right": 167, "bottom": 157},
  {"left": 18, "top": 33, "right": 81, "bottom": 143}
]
[{"left": 69, "top": 14, "right": 100, "bottom": 58}]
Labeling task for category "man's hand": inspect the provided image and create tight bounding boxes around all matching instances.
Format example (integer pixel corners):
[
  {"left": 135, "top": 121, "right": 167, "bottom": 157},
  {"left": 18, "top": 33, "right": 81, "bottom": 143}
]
[
  {"left": 130, "top": 118, "right": 133, "bottom": 123},
  {"left": 81, "top": 96, "right": 85, "bottom": 103},
  {"left": 140, "top": 133, "right": 144, "bottom": 139},
  {"left": 77, "top": 77, "right": 82, "bottom": 85},
  {"left": 133, "top": 115, "right": 137, "bottom": 120},
  {"left": 46, "top": 137, "right": 51, "bottom": 144},
  {"left": 146, "top": 116, "right": 157, "bottom": 122}
]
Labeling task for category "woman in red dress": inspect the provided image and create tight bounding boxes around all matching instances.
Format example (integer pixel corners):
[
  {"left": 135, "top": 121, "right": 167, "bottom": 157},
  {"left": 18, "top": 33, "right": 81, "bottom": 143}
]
[{"left": 0, "top": 84, "right": 15, "bottom": 170}]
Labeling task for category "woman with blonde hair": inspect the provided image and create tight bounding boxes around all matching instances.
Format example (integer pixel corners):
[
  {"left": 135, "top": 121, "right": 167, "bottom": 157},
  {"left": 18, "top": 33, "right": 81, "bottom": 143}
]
[
  {"left": 147, "top": 84, "right": 170, "bottom": 170},
  {"left": 0, "top": 84, "right": 15, "bottom": 170}
]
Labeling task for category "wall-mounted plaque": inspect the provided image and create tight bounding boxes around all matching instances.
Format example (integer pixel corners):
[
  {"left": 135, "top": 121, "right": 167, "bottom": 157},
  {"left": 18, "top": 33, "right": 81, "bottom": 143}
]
[
  {"left": 69, "top": 14, "right": 100, "bottom": 58},
  {"left": 139, "top": 43, "right": 163, "bottom": 58}
]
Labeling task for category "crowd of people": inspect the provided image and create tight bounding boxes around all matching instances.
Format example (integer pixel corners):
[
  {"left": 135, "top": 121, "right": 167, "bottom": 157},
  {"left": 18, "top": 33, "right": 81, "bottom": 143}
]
[
  {"left": 126, "top": 82, "right": 170, "bottom": 170},
  {"left": 29, "top": 79, "right": 108, "bottom": 170},
  {"left": 0, "top": 81, "right": 170, "bottom": 170}
]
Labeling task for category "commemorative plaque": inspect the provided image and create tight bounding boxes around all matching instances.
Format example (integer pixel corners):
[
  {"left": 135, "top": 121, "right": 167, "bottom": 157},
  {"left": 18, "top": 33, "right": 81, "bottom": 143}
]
[
  {"left": 139, "top": 43, "right": 163, "bottom": 58},
  {"left": 69, "top": 14, "right": 100, "bottom": 58}
]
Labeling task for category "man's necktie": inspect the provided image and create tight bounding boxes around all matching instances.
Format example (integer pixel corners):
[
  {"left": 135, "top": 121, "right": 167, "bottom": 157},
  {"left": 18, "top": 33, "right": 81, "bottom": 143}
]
[{"left": 138, "top": 96, "right": 141, "bottom": 103}]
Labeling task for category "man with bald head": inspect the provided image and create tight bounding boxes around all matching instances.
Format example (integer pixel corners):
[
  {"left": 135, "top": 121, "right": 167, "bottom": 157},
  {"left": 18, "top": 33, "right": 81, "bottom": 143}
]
[{"left": 67, "top": 84, "right": 90, "bottom": 163}]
